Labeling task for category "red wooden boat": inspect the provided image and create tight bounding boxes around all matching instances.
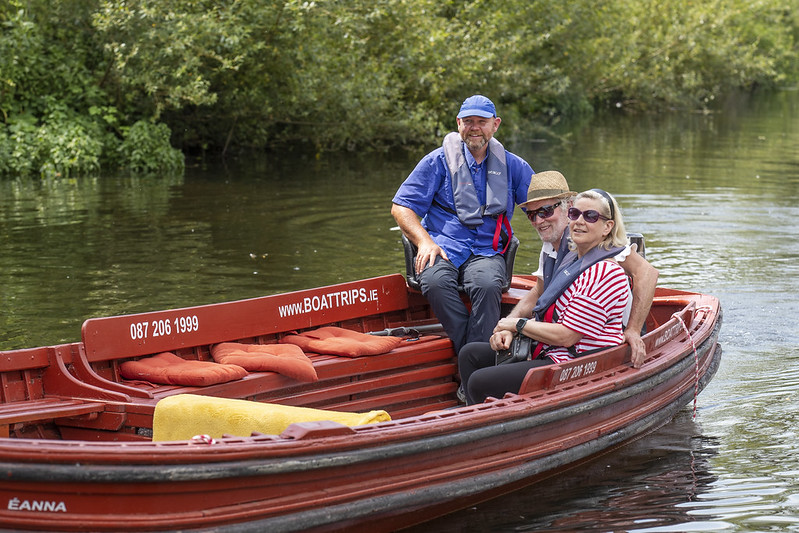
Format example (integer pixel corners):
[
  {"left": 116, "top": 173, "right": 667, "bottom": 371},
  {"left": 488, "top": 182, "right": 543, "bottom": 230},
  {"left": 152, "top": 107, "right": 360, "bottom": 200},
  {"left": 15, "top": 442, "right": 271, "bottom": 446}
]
[{"left": 0, "top": 273, "right": 721, "bottom": 532}]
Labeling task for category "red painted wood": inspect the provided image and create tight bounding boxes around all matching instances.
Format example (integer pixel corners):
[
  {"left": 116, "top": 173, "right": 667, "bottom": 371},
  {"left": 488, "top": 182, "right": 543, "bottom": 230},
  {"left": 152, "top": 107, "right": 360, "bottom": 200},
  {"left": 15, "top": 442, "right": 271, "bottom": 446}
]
[
  {"left": 81, "top": 274, "right": 410, "bottom": 361},
  {"left": 0, "top": 275, "right": 722, "bottom": 532}
]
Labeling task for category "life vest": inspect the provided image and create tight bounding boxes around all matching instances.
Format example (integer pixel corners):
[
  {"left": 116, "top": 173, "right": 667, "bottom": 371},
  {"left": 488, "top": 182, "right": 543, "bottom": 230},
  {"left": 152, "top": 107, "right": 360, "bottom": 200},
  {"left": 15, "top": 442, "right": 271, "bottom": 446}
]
[
  {"left": 530, "top": 243, "right": 625, "bottom": 359},
  {"left": 533, "top": 244, "right": 625, "bottom": 323},
  {"left": 541, "top": 227, "right": 573, "bottom": 288},
  {"left": 440, "top": 132, "right": 512, "bottom": 252}
]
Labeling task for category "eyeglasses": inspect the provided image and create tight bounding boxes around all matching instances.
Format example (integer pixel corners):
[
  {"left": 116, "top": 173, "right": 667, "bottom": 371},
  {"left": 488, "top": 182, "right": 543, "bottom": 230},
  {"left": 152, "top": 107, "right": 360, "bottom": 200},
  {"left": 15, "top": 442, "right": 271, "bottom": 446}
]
[
  {"left": 567, "top": 207, "right": 610, "bottom": 223},
  {"left": 526, "top": 201, "right": 561, "bottom": 221}
]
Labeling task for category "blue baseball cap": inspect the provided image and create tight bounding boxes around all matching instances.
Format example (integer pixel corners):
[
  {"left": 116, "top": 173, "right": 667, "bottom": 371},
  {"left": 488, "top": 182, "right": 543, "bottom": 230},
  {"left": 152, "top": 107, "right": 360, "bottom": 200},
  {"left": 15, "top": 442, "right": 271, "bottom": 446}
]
[{"left": 456, "top": 95, "right": 496, "bottom": 118}]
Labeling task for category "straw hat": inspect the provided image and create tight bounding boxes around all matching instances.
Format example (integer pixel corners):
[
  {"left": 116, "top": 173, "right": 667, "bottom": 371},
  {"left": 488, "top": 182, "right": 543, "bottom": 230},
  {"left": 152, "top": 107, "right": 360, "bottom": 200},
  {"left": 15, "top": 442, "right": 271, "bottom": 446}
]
[{"left": 519, "top": 171, "right": 577, "bottom": 208}]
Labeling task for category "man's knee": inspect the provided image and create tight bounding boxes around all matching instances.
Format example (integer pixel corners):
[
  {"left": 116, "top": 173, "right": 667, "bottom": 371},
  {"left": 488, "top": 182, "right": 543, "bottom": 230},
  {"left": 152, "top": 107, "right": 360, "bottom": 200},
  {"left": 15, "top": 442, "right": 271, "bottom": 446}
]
[
  {"left": 462, "top": 255, "right": 506, "bottom": 294},
  {"left": 419, "top": 258, "right": 459, "bottom": 295}
]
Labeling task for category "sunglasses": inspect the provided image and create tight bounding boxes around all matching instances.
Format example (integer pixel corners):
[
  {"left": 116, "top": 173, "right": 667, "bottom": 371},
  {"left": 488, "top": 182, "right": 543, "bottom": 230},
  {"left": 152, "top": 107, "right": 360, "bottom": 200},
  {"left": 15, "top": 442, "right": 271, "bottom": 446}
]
[
  {"left": 526, "top": 201, "right": 562, "bottom": 221},
  {"left": 567, "top": 207, "right": 610, "bottom": 223}
]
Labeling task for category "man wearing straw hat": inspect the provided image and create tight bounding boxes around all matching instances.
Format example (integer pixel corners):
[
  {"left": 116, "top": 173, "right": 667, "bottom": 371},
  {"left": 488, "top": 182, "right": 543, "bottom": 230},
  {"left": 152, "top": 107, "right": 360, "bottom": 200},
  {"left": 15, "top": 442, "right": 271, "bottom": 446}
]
[
  {"left": 391, "top": 95, "right": 534, "bottom": 354},
  {"left": 501, "top": 170, "right": 658, "bottom": 367}
]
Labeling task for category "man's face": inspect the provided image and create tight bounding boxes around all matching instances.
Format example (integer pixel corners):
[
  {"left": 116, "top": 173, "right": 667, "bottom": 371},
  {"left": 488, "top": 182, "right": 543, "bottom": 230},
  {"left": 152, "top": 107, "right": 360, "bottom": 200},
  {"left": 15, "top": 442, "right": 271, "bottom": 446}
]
[
  {"left": 524, "top": 198, "right": 570, "bottom": 245},
  {"left": 457, "top": 116, "right": 500, "bottom": 152}
]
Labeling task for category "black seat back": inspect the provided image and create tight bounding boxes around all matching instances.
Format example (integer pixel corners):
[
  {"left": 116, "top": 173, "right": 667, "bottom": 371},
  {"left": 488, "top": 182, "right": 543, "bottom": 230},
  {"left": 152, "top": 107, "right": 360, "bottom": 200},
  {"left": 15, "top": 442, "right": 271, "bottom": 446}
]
[{"left": 401, "top": 233, "right": 519, "bottom": 293}]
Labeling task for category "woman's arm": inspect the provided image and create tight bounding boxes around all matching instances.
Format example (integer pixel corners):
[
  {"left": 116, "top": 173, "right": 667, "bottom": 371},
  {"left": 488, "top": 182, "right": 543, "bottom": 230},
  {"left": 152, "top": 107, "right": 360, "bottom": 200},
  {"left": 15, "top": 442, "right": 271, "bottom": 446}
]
[{"left": 494, "top": 316, "right": 582, "bottom": 347}]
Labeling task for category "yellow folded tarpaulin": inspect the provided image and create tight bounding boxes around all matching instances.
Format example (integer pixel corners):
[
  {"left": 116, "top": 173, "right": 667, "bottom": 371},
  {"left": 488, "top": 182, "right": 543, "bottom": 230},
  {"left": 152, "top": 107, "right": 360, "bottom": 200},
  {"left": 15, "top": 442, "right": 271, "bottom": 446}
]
[{"left": 152, "top": 393, "right": 391, "bottom": 441}]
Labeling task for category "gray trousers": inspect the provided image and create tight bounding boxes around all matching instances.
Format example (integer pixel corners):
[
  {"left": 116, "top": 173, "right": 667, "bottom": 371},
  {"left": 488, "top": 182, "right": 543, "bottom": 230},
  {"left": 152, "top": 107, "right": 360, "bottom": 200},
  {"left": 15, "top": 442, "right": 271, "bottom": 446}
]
[{"left": 418, "top": 254, "right": 506, "bottom": 355}]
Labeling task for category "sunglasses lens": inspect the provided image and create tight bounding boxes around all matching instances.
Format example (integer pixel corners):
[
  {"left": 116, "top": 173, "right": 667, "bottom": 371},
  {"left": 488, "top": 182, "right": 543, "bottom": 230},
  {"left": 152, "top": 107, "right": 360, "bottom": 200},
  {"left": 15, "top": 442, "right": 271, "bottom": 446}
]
[
  {"left": 583, "top": 210, "right": 600, "bottom": 223},
  {"left": 568, "top": 208, "right": 603, "bottom": 223},
  {"left": 528, "top": 202, "right": 559, "bottom": 221}
]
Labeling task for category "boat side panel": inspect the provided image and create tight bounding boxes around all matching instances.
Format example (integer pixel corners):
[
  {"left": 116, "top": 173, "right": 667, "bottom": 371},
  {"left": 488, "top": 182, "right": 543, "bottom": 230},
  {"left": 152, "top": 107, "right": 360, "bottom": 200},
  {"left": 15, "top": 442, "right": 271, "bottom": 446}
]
[
  {"left": 80, "top": 274, "right": 411, "bottom": 361},
  {"left": 0, "top": 335, "right": 721, "bottom": 532}
]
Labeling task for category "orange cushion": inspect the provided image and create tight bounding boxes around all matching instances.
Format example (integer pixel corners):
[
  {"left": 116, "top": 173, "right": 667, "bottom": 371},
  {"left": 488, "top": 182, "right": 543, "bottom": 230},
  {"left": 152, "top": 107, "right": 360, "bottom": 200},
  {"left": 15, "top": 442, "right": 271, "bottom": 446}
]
[
  {"left": 119, "top": 352, "right": 248, "bottom": 387},
  {"left": 211, "top": 342, "right": 318, "bottom": 383},
  {"left": 280, "top": 326, "right": 402, "bottom": 358}
]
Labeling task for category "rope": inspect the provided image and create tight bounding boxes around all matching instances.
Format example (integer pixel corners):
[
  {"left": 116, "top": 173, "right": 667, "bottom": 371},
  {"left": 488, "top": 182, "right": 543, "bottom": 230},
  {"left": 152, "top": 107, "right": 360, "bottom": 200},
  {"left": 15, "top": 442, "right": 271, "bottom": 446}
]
[
  {"left": 671, "top": 305, "right": 713, "bottom": 420},
  {"left": 191, "top": 434, "right": 217, "bottom": 445}
]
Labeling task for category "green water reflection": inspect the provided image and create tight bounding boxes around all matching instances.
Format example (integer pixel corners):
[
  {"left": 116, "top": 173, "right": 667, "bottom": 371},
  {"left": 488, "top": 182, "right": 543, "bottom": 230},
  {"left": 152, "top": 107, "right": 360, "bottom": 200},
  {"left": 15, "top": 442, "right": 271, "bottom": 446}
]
[{"left": 1, "top": 90, "right": 797, "bottom": 350}]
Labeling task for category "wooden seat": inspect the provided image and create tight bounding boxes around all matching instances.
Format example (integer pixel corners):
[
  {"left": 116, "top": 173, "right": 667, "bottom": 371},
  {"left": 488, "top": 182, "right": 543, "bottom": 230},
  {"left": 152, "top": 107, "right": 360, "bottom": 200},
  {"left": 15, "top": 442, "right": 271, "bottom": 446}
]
[
  {"left": 0, "top": 347, "right": 113, "bottom": 437},
  {"left": 116, "top": 335, "right": 457, "bottom": 431},
  {"left": 0, "top": 398, "right": 106, "bottom": 438},
  {"left": 51, "top": 275, "right": 460, "bottom": 438}
]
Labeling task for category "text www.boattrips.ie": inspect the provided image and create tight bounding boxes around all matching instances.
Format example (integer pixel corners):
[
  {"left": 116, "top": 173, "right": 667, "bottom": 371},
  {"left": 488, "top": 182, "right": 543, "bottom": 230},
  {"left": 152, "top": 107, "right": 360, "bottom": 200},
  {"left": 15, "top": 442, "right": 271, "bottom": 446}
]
[{"left": 277, "top": 288, "right": 379, "bottom": 318}]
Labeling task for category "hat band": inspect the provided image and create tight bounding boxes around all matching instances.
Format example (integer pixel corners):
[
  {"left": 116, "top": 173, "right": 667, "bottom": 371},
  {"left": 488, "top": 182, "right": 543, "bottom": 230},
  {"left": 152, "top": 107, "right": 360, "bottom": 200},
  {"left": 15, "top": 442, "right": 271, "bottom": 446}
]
[{"left": 527, "top": 188, "right": 567, "bottom": 201}]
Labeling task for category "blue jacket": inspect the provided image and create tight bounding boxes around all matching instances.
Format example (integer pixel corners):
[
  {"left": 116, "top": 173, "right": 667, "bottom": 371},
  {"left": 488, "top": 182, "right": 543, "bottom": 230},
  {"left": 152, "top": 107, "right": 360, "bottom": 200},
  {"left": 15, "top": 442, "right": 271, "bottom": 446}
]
[{"left": 393, "top": 135, "right": 533, "bottom": 268}]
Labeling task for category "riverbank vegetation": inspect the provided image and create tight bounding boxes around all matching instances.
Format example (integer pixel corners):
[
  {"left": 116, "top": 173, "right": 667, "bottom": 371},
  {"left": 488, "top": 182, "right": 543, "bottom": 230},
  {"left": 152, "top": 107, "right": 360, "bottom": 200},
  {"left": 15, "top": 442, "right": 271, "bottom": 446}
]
[{"left": 1, "top": 0, "right": 796, "bottom": 177}]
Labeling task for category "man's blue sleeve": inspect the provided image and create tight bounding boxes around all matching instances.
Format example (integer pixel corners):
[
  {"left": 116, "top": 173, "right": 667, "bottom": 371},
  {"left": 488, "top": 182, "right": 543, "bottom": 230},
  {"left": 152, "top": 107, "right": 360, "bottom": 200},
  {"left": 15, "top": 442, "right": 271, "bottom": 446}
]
[
  {"left": 508, "top": 154, "right": 534, "bottom": 207},
  {"left": 392, "top": 152, "right": 446, "bottom": 217}
]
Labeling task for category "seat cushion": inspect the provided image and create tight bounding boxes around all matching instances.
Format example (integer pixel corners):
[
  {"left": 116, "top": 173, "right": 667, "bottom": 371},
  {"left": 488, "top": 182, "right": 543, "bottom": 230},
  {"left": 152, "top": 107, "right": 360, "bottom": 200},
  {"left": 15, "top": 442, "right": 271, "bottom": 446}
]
[
  {"left": 119, "top": 352, "right": 248, "bottom": 387},
  {"left": 279, "top": 326, "right": 402, "bottom": 358},
  {"left": 211, "top": 342, "right": 318, "bottom": 382}
]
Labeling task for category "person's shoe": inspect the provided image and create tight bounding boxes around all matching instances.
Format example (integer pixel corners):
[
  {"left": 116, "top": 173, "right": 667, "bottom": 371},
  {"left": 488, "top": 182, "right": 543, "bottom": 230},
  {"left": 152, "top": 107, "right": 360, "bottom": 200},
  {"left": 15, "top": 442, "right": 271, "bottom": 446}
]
[{"left": 456, "top": 385, "right": 467, "bottom": 404}]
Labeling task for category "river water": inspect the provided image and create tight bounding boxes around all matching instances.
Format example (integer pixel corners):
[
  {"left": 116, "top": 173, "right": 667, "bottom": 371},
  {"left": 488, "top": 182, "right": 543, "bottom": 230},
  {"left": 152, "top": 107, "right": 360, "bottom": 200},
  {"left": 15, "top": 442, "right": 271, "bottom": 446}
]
[{"left": 1, "top": 89, "right": 799, "bottom": 532}]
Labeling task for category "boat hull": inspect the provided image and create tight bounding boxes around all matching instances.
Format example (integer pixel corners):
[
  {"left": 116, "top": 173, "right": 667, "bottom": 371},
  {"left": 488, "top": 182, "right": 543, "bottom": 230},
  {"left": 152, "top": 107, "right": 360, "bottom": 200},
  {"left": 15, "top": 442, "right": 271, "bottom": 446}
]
[{"left": 0, "top": 277, "right": 722, "bottom": 532}]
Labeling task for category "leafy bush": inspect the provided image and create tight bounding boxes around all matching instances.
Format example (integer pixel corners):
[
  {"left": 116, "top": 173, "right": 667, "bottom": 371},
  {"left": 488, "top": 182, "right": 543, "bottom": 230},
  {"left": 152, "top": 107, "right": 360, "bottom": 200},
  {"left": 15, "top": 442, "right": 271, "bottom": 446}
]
[
  {"left": 117, "top": 120, "right": 185, "bottom": 175},
  {"left": 0, "top": 0, "right": 797, "bottom": 176},
  {"left": 0, "top": 113, "right": 101, "bottom": 178}
]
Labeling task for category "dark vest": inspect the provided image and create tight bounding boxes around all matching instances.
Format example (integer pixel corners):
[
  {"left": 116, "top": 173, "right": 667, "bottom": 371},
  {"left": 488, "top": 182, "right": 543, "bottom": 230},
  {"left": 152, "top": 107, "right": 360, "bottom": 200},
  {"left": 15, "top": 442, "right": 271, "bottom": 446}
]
[
  {"left": 542, "top": 227, "right": 573, "bottom": 288},
  {"left": 533, "top": 244, "right": 625, "bottom": 322}
]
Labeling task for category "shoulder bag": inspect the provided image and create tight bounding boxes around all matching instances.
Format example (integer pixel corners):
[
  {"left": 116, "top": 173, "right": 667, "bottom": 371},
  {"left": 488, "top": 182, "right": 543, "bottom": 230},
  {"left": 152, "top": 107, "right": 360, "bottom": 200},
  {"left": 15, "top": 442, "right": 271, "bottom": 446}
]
[{"left": 495, "top": 334, "right": 535, "bottom": 365}]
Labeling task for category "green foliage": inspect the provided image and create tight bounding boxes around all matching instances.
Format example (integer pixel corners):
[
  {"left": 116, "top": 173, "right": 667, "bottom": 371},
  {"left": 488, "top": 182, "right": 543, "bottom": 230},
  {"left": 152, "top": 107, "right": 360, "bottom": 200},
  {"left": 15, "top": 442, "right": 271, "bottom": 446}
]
[
  {"left": 0, "top": 111, "right": 102, "bottom": 178},
  {"left": 0, "top": 0, "right": 798, "bottom": 176},
  {"left": 118, "top": 120, "right": 185, "bottom": 174},
  {"left": 0, "top": 0, "right": 183, "bottom": 176}
]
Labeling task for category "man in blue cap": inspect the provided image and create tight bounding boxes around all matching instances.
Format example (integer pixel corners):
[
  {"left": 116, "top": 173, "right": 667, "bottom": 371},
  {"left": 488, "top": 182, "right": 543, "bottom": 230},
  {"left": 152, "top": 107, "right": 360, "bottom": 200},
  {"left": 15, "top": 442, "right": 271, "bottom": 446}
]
[{"left": 392, "top": 95, "right": 534, "bottom": 354}]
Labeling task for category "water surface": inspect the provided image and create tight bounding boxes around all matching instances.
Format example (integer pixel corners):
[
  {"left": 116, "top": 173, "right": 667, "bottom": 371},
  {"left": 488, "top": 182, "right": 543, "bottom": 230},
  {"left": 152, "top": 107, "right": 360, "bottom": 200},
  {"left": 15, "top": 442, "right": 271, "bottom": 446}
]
[{"left": 1, "top": 89, "right": 799, "bottom": 532}]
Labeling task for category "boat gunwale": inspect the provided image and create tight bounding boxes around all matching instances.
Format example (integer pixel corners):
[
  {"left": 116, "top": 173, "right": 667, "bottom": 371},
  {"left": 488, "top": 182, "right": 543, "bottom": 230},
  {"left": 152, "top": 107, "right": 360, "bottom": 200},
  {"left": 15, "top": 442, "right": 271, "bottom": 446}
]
[{"left": 0, "top": 306, "right": 722, "bottom": 479}]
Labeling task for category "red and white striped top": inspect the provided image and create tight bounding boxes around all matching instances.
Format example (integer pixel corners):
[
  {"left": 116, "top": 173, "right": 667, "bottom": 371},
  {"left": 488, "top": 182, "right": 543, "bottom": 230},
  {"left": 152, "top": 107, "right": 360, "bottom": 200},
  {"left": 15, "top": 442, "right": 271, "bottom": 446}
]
[{"left": 543, "top": 260, "right": 631, "bottom": 364}]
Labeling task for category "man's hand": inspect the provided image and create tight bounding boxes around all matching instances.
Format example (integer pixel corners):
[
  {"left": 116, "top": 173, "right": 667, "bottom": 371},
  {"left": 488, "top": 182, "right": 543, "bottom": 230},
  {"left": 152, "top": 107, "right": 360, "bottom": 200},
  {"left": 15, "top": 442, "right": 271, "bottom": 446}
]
[
  {"left": 391, "top": 203, "right": 449, "bottom": 273},
  {"left": 625, "top": 330, "right": 646, "bottom": 368},
  {"left": 414, "top": 241, "right": 448, "bottom": 274}
]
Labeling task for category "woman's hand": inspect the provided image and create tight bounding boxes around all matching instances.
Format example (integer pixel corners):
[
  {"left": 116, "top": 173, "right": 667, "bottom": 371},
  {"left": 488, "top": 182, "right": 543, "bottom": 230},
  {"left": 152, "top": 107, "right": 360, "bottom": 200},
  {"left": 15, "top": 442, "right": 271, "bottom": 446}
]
[{"left": 489, "top": 330, "right": 514, "bottom": 351}]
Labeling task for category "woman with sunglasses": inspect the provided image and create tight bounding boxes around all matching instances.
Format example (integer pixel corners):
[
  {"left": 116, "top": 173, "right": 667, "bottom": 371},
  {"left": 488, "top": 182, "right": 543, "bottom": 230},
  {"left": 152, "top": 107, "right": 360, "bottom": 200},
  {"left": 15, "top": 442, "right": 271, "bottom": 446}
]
[{"left": 458, "top": 189, "right": 631, "bottom": 405}]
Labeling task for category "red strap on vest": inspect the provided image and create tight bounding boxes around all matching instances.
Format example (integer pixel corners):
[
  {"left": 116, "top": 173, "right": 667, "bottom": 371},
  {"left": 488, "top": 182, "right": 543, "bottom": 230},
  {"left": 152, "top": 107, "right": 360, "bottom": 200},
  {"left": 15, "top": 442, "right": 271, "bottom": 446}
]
[
  {"left": 532, "top": 303, "right": 557, "bottom": 359},
  {"left": 492, "top": 213, "right": 513, "bottom": 254}
]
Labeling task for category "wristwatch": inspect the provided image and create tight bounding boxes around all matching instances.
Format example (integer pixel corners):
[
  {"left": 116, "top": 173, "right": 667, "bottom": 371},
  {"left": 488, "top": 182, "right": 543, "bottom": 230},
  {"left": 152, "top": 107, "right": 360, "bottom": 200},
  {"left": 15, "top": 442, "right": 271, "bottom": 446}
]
[{"left": 516, "top": 318, "right": 528, "bottom": 335}]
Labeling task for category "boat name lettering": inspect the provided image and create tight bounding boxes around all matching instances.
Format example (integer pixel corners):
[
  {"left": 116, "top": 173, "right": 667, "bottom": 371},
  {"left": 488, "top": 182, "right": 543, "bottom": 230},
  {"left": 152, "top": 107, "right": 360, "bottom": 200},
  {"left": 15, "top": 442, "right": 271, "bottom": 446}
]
[
  {"left": 129, "top": 315, "right": 200, "bottom": 341},
  {"left": 654, "top": 322, "right": 683, "bottom": 348},
  {"left": 7, "top": 498, "right": 67, "bottom": 513},
  {"left": 559, "top": 361, "right": 597, "bottom": 383},
  {"left": 278, "top": 288, "right": 379, "bottom": 318}
]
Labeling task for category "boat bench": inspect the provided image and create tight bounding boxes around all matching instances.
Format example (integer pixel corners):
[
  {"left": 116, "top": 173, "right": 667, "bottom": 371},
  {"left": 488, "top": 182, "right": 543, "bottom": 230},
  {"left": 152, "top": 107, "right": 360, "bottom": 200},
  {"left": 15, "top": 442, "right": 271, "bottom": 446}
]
[
  {"left": 114, "top": 335, "right": 458, "bottom": 429},
  {"left": 0, "top": 347, "right": 110, "bottom": 438},
  {"left": 72, "top": 275, "right": 459, "bottom": 431}
]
